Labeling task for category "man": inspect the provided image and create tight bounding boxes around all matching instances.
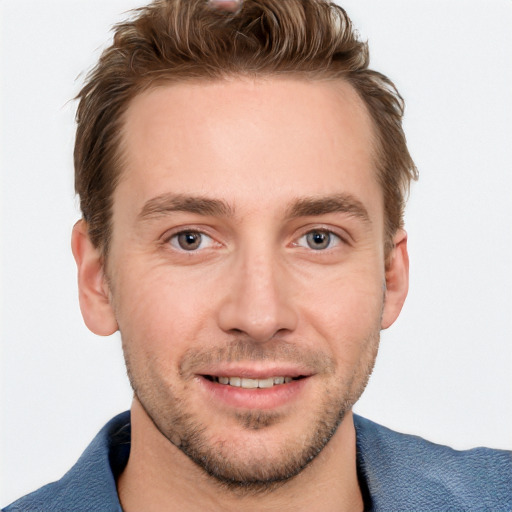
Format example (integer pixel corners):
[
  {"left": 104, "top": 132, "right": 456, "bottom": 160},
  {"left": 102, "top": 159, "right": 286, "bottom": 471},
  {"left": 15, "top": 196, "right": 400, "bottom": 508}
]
[{"left": 3, "top": 0, "right": 511, "bottom": 510}]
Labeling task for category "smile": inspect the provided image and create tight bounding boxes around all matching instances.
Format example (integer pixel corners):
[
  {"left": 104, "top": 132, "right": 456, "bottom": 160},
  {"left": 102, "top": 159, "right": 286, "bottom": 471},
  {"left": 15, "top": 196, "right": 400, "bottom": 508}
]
[
  {"left": 199, "top": 373, "right": 309, "bottom": 409},
  {"left": 205, "top": 376, "right": 301, "bottom": 388}
]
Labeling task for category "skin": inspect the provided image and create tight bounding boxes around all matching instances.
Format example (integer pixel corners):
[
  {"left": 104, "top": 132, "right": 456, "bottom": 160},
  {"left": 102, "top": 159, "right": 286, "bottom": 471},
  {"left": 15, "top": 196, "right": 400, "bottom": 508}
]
[
  {"left": 208, "top": 0, "right": 242, "bottom": 12},
  {"left": 72, "top": 77, "right": 409, "bottom": 512}
]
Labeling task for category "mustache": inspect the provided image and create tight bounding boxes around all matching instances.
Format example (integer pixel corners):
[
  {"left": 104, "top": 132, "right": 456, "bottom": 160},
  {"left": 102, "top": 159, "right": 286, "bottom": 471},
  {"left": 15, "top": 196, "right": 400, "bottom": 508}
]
[{"left": 179, "top": 339, "right": 336, "bottom": 377}]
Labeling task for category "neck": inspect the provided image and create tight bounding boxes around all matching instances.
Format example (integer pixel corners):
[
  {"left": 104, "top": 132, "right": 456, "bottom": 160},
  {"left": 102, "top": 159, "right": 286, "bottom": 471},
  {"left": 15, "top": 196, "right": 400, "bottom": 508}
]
[{"left": 117, "top": 399, "right": 364, "bottom": 512}]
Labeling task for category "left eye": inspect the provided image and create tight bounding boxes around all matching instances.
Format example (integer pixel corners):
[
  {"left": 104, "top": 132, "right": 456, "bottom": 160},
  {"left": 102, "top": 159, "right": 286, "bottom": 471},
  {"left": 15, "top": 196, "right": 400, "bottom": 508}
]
[
  {"left": 169, "top": 231, "right": 214, "bottom": 251},
  {"left": 296, "top": 230, "right": 342, "bottom": 250}
]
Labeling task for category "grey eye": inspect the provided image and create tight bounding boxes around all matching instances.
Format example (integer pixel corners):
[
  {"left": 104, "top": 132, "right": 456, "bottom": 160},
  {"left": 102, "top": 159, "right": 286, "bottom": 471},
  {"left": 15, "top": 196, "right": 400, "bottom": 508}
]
[
  {"left": 306, "top": 231, "right": 331, "bottom": 250},
  {"left": 297, "top": 230, "right": 342, "bottom": 250}
]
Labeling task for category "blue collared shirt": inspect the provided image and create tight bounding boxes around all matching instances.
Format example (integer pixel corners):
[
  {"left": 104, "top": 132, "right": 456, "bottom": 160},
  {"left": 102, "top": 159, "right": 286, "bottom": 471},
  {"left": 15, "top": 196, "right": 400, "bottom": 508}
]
[{"left": 3, "top": 411, "right": 511, "bottom": 511}]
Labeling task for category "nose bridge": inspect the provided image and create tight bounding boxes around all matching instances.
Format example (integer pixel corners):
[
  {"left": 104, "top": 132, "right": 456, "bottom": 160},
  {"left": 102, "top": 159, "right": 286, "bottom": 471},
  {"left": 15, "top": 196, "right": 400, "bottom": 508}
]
[{"left": 217, "top": 236, "right": 297, "bottom": 341}]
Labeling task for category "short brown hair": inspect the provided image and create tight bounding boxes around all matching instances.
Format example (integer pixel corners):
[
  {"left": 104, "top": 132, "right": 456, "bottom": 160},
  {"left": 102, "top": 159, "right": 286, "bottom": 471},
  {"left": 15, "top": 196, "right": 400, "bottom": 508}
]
[{"left": 75, "top": 0, "right": 418, "bottom": 255}]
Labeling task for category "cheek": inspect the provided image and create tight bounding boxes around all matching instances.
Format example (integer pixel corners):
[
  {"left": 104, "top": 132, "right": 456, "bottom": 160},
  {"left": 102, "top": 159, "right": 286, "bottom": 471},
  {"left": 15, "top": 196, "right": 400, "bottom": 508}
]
[
  {"left": 299, "top": 261, "right": 384, "bottom": 320},
  {"left": 112, "top": 260, "right": 219, "bottom": 350},
  {"left": 297, "top": 265, "right": 384, "bottom": 357}
]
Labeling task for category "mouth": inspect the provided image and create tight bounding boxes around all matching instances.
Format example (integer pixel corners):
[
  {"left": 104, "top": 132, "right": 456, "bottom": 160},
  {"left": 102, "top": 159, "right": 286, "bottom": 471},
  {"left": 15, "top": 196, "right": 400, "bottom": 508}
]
[
  {"left": 202, "top": 375, "right": 306, "bottom": 389},
  {"left": 198, "top": 372, "right": 310, "bottom": 410}
]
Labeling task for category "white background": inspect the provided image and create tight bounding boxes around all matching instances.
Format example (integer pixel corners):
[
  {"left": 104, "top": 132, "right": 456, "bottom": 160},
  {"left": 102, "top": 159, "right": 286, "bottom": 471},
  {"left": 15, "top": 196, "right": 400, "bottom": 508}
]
[{"left": 1, "top": 0, "right": 511, "bottom": 505}]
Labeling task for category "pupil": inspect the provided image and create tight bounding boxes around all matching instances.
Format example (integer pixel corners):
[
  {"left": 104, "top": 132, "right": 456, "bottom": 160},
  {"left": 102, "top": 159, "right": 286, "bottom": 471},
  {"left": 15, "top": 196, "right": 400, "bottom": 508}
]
[
  {"left": 179, "top": 232, "right": 201, "bottom": 250},
  {"left": 308, "top": 231, "right": 329, "bottom": 250}
]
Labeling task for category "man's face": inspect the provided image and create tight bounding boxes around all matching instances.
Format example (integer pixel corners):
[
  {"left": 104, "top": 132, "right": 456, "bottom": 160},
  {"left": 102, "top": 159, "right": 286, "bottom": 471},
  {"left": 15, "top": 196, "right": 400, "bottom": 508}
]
[{"left": 79, "top": 78, "right": 407, "bottom": 487}]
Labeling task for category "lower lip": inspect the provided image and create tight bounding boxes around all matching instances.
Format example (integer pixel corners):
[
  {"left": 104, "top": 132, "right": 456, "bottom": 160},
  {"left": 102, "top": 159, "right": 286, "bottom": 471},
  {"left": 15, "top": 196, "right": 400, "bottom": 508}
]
[{"left": 197, "top": 376, "right": 309, "bottom": 410}]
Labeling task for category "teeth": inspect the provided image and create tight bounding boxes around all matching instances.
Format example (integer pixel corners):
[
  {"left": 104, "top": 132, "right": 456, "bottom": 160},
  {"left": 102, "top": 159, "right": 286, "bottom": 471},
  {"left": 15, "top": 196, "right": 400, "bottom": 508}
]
[
  {"left": 258, "top": 377, "right": 274, "bottom": 388},
  {"left": 229, "top": 377, "right": 241, "bottom": 387},
  {"left": 214, "top": 376, "right": 295, "bottom": 388},
  {"left": 241, "top": 378, "right": 258, "bottom": 389}
]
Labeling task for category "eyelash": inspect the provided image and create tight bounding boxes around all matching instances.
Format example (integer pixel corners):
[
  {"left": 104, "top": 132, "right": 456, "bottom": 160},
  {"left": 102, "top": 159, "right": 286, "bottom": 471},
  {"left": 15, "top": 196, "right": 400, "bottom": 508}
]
[
  {"left": 164, "top": 226, "right": 348, "bottom": 253},
  {"left": 166, "top": 229, "right": 216, "bottom": 252},
  {"left": 294, "top": 229, "right": 344, "bottom": 251}
]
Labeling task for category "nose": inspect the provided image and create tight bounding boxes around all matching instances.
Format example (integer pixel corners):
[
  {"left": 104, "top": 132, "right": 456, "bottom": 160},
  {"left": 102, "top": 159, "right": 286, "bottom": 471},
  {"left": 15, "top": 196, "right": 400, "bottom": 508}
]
[{"left": 217, "top": 247, "right": 298, "bottom": 342}]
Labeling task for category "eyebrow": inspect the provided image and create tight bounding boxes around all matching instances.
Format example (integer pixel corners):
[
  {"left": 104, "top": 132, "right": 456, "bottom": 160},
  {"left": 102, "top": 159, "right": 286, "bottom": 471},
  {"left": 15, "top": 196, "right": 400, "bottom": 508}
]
[
  {"left": 138, "top": 193, "right": 234, "bottom": 220},
  {"left": 137, "top": 192, "right": 370, "bottom": 224},
  {"left": 286, "top": 194, "right": 371, "bottom": 224}
]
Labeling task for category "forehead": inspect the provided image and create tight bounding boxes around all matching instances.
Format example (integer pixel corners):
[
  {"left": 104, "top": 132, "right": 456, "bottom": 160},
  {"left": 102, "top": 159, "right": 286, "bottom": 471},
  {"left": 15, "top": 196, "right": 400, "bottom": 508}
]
[{"left": 116, "top": 77, "right": 380, "bottom": 219}]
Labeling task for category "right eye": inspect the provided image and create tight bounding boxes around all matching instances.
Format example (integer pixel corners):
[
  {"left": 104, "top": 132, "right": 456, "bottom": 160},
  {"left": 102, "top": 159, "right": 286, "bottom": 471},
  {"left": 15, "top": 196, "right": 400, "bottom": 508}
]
[{"left": 168, "top": 231, "right": 215, "bottom": 252}]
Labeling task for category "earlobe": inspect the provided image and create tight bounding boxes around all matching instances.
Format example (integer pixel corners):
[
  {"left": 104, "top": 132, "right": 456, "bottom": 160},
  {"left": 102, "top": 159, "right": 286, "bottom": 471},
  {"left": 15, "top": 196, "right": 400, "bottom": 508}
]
[
  {"left": 381, "top": 229, "right": 409, "bottom": 330},
  {"left": 71, "top": 220, "right": 118, "bottom": 336}
]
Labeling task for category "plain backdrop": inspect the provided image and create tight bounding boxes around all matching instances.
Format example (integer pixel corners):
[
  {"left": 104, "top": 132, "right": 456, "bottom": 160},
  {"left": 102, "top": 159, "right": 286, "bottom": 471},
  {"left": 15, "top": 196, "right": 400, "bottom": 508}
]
[{"left": 1, "top": 0, "right": 511, "bottom": 505}]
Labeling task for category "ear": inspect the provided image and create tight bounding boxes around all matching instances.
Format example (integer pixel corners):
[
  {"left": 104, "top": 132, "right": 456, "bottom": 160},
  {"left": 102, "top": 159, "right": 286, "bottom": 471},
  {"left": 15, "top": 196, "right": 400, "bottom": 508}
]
[
  {"left": 71, "top": 220, "right": 118, "bottom": 336},
  {"left": 381, "top": 229, "right": 409, "bottom": 330}
]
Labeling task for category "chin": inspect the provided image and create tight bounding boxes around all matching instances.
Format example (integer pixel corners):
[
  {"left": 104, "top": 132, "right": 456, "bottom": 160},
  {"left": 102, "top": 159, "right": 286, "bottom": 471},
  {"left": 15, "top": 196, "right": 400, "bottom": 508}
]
[{"left": 143, "top": 393, "right": 350, "bottom": 494}]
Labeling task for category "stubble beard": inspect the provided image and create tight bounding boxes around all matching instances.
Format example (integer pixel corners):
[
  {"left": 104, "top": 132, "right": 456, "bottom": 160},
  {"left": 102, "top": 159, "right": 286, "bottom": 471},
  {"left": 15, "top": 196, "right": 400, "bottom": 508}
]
[{"left": 123, "top": 335, "right": 380, "bottom": 495}]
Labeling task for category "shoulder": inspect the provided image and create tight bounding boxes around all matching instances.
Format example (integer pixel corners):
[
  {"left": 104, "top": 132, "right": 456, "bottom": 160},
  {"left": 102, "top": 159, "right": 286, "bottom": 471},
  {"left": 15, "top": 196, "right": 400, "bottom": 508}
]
[
  {"left": 2, "top": 412, "right": 131, "bottom": 512},
  {"left": 354, "top": 414, "right": 512, "bottom": 512}
]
